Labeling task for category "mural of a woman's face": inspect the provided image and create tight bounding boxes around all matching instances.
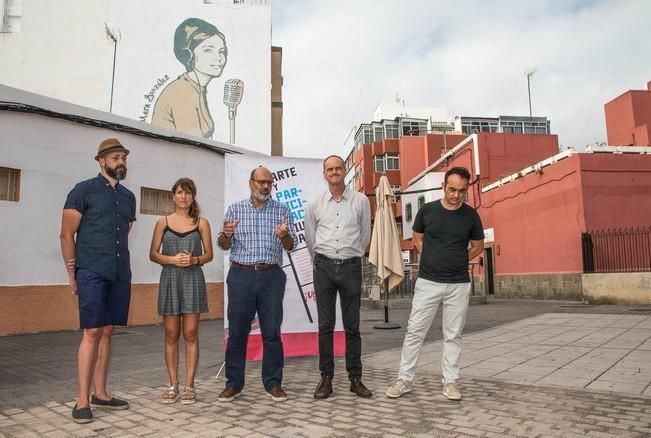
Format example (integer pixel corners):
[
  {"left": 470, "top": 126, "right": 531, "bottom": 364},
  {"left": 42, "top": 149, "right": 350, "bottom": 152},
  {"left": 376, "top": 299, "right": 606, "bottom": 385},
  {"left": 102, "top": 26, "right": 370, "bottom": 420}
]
[{"left": 193, "top": 34, "right": 227, "bottom": 78}]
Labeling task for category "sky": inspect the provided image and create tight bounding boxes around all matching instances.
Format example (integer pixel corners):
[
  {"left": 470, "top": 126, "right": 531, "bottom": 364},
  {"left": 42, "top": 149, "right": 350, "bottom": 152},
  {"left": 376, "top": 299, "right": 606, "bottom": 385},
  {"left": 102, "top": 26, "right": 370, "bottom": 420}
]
[{"left": 271, "top": 0, "right": 651, "bottom": 159}]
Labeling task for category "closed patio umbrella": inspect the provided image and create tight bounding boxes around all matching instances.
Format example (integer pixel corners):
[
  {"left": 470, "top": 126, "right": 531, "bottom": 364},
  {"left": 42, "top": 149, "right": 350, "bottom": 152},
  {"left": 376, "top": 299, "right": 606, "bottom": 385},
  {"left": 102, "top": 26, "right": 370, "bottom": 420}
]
[{"left": 369, "top": 175, "right": 404, "bottom": 329}]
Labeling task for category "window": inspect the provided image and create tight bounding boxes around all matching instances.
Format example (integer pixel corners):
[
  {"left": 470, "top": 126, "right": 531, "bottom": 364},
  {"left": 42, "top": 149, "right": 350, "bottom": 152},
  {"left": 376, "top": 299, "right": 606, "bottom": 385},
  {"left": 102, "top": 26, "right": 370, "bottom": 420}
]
[
  {"left": 362, "top": 125, "right": 373, "bottom": 144},
  {"left": 373, "top": 125, "right": 384, "bottom": 142},
  {"left": 390, "top": 185, "right": 400, "bottom": 203},
  {"left": 462, "top": 120, "right": 498, "bottom": 134},
  {"left": 353, "top": 165, "right": 363, "bottom": 188},
  {"left": 417, "top": 195, "right": 425, "bottom": 211},
  {"left": 519, "top": 120, "right": 550, "bottom": 135},
  {"left": 140, "top": 187, "right": 174, "bottom": 216},
  {"left": 344, "top": 154, "right": 353, "bottom": 173},
  {"left": 1, "top": 0, "right": 22, "bottom": 32},
  {"left": 401, "top": 119, "right": 426, "bottom": 136},
  {"left": 354, "top": 134, "right": 362, "bottom": 152},
  {"left": 355, "top": 124, "right": 373, "bottom": 150},
  {"left": 385, "top": 153, "right": 400, "bottom": 170},
  {"left": 0, "top": 166, "right": 20, "bottom": 201},
  {"left": 374, "top": 155, "right": 385, "bottom": 173},
  {"left": 384, "top": 122, "right": 399, "bottom": 139},
  {"left": 405, "top": 203, "right": 413, "bottom": 222}
]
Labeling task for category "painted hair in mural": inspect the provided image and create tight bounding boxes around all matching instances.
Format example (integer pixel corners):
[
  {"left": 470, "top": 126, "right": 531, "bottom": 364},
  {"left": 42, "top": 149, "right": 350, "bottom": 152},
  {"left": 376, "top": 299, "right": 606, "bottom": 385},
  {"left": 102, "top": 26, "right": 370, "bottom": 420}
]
[{"left": 151, "top": 18, "right": 228, "bottom": 139}]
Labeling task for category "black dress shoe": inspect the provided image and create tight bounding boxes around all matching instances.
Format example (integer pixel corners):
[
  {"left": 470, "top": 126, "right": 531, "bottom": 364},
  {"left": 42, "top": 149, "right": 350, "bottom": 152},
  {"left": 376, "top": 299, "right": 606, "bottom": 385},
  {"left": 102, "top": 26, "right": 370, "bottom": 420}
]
[
  {"left": 349, "top": 378, "right": 372, "bottom": 398},
  {"left": 314, "top": 375, "right": 333, "bottom": 399}
]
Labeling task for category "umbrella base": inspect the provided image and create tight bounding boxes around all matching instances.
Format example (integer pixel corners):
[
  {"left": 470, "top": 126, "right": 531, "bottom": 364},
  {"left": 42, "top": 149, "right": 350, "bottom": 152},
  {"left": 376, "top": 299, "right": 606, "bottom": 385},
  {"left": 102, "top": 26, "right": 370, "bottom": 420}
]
[{"left": 373, "top": 321, "right": 401, "bottom": 330}]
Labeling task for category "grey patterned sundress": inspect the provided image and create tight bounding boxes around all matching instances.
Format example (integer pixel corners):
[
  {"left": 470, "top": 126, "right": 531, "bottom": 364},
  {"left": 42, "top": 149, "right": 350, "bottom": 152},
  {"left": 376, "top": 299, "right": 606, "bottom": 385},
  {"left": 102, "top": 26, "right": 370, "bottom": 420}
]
[{"left": 158, "top": 219, "right": 208, "bottom": 316}]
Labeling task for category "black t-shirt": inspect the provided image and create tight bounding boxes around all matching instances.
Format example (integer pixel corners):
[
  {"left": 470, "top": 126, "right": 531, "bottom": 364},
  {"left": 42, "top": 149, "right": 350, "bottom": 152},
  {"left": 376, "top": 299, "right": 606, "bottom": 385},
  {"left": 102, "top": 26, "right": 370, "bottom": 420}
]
[{"left": 412, "top": 200, "right": 484, "bottom": 283}]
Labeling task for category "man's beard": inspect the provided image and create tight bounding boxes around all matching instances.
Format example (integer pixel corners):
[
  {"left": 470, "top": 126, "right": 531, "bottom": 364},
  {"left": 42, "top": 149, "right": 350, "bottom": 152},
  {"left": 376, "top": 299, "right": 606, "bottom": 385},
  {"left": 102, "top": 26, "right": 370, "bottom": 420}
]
[
  {"left": 251, "top": 189, "right": 270, "bottom": 203},
  {"left": 106, "top": 165, "right": 127, "bottom": 180}
]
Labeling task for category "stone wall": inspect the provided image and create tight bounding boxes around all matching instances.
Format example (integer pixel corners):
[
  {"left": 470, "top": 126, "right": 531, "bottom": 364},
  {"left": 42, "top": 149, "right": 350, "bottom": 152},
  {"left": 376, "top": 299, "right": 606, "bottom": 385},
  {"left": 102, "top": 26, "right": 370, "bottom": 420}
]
[
  {"left": 494, "top": 273, "right": 583, "bottom": 300},
  {"left": 582, "top": 273, "right": 651, "bottom": 305}
]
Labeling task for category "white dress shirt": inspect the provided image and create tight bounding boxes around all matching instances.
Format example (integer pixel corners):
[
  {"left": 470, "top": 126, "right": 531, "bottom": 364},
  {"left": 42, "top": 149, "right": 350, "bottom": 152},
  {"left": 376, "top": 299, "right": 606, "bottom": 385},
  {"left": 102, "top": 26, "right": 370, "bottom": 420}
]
[{"left": 305, "top": 186, "right": 371, "bottom": 259}]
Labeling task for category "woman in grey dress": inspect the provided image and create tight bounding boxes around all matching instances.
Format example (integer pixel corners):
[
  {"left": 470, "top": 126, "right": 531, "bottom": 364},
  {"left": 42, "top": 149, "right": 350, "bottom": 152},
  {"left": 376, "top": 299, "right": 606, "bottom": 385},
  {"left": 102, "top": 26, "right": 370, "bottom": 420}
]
[{"left": 149, "top": 178, "right": 213, "bottom": 404}]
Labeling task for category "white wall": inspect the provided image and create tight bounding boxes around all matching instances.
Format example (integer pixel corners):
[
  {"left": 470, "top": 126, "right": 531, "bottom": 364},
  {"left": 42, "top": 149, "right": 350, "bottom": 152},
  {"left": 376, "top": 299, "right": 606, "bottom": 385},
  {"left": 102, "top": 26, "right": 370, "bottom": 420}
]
[
  {"left": 401, "top": 172, "right": 445, "bottom": 240},
  {"left": 0, "top": 111, "right": 227, "bottom": 286},
  {"left": 0, "top": 0, "right": 113, "bottom": 110},
  {"left": 0, "top": 0, "right": 272, "bottom": 154},
  {"left": 109, "top": 0, "right": 272, "bottom": 153}
]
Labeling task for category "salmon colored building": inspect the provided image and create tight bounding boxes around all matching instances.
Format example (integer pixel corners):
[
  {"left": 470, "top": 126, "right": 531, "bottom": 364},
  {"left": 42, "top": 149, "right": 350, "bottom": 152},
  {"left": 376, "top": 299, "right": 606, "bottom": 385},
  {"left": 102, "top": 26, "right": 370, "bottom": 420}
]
[
  {"left": 604, "top": 81, "right": 651, "bottom": 146},
  {"left": 430, "top": 141, "right": 651, "bottom": 302},
  {"left": 353, "top": 81, "right": 651, "bottom": 303},
  {"left": 347, "top": 128, "right": 560, "bottom": 261},
  {"left": 348, "top": 133, "right": 469, "bottom": 255}
]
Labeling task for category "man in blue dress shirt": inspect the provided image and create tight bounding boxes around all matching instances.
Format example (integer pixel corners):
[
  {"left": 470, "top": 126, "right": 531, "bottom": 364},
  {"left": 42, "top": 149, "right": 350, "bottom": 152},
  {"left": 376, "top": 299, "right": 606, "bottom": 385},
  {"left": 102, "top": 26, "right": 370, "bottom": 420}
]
[
  {"left": 217, "top": 166, "right": 296, "bottom": 402},
  {"left": 60, "top": 138, "right": 136, "bottom": 423}
]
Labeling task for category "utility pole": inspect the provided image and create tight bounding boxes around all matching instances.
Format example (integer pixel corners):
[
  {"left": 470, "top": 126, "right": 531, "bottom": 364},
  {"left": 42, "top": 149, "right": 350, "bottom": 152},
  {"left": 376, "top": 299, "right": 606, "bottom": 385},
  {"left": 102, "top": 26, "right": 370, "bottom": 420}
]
[
  {"left": 105, "top": 23, "right": 120, "bottom": 113},
  {"left": 525, "top": 68, "right": 536, "bottom": 121}
]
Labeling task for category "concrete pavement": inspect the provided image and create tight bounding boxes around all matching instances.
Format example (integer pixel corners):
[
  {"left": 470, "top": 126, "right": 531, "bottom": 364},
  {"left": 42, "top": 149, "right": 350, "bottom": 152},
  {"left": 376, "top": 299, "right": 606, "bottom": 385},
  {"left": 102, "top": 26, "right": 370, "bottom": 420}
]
[
  {"left": 1, "top": 299, "right": 650, "bottom": 437},
  {"left": 366, "top": 312, "right": 651, "bottom": 397}
]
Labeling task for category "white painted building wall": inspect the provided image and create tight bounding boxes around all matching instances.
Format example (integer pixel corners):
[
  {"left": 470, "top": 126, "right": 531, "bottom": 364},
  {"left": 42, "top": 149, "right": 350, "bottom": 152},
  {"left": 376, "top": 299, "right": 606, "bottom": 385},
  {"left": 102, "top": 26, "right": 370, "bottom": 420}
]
[
  {"left": 0, "top": 0, "right": 272, "bottom": 154},
  {"left": 401, "top": 172, "right": 445, "bottom": 240},
  {"left": 0, "top": 0, "right": 113, "bottom": 111},
  {"left": 0, "top": 85, "right": 250, "bottom": 286}
]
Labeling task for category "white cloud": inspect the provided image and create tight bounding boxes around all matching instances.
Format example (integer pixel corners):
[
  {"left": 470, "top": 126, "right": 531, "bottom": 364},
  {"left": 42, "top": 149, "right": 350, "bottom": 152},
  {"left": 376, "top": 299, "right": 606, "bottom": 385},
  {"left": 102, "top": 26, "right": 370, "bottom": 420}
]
[{"left": 272, "top": 0, "right": 651, "bottom": 158}]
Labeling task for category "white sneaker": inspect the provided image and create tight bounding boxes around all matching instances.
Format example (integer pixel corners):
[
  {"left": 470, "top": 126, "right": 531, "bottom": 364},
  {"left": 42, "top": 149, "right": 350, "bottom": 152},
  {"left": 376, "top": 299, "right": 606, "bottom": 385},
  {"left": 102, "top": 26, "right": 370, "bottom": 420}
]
[
  {"left": 385, "top": 379, "right": 412, "bottom": 399},
  {"left": 442, "top": 382, "right": 462, "bottom": 400}
]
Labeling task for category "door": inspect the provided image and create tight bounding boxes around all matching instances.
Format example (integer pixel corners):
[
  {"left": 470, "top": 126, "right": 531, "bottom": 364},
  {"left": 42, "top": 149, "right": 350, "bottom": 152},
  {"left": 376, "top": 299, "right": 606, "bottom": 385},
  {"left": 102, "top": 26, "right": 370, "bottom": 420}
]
[{"left": 484, "top": 247, "right": 495, "bottom": 295}]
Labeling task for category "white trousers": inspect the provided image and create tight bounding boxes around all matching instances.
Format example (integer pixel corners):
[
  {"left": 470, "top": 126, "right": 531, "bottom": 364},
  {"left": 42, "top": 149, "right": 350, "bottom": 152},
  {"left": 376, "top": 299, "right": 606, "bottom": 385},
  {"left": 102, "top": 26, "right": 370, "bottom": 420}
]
[{"left": 398, "top": 277, "right": 471, "bottom": 384}]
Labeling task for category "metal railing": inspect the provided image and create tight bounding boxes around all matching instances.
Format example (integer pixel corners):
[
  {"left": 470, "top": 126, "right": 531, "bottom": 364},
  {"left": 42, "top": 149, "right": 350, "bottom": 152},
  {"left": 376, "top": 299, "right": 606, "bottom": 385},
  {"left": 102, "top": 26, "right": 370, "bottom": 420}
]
[
  {"left": 363, "top": 262, "right": 484, "bottom": 299},
  {"left": 582, "top": 226, "right": 651, "bottom": 273},
  {"left": 362, "top": 263, "right": 419, "bottom": 299}
]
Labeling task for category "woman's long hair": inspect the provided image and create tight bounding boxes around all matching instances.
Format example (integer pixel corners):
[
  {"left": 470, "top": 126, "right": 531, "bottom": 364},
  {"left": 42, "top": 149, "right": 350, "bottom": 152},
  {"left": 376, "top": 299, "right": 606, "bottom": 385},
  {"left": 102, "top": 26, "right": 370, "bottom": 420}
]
[{"left": 172, "top": 178, "right": 200, "bottom": 224}]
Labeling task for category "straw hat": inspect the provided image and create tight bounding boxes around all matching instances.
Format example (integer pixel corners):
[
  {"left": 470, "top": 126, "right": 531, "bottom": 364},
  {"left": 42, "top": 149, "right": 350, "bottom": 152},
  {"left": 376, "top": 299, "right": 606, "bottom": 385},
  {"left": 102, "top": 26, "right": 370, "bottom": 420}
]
[{"left": 95, "top": 138, "right": 130, "bottom": 161}]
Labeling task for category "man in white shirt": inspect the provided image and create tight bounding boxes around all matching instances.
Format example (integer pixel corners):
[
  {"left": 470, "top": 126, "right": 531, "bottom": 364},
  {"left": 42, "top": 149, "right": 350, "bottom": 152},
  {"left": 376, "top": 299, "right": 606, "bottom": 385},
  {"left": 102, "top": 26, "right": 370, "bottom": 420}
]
[{"left": 305, "top": 155, "right": 372, "bottom": 399}]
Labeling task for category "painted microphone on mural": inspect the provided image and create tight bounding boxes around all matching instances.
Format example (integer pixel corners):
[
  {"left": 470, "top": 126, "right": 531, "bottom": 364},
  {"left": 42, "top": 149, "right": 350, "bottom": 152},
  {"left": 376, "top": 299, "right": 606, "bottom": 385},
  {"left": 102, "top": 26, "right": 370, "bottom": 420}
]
[{"left": 150, "top": 17, "right": 244, "bottom": 142}]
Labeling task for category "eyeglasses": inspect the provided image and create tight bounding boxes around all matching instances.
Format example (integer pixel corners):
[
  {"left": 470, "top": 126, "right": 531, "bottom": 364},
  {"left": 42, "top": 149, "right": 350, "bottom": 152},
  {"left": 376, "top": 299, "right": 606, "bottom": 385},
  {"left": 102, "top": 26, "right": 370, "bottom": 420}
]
[{"left": 251, "top": 179, "right": 274, "bottom": 186}]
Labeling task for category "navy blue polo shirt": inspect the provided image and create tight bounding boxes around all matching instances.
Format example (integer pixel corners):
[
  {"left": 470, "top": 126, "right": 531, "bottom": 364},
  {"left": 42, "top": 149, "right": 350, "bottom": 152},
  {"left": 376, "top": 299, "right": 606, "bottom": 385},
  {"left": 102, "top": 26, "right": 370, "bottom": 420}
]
[{"left": 64, "top": 174, "right": 137, "bottom": 282}]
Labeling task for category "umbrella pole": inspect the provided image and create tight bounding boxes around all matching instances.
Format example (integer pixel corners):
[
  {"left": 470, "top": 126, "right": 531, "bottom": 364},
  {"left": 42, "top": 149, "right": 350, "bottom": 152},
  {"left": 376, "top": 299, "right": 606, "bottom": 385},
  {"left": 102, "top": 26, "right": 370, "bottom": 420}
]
[
  {"left": 383, "top": 278, "right": 389, "bottom": 323},
  {"left": 373, "top": 278, "right": 401, "bottom": 330}
]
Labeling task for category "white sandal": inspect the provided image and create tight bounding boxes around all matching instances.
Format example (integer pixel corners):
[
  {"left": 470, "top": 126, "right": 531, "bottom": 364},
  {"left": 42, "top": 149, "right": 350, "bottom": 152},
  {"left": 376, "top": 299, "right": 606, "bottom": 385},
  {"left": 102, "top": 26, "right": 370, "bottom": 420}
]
[
  {"left": 161, "top": 386, "right": 179, "bottom": 404},
  {"left": 181, "top": 386, "right": 196, "bottom": 405}
]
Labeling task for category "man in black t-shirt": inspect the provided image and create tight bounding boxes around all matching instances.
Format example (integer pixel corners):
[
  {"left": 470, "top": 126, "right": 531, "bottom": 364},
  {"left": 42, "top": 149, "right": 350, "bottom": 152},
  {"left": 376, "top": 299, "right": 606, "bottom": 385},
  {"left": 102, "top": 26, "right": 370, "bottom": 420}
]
[{"left": 386, "top": 167, "right": 484, "bottom": 401}]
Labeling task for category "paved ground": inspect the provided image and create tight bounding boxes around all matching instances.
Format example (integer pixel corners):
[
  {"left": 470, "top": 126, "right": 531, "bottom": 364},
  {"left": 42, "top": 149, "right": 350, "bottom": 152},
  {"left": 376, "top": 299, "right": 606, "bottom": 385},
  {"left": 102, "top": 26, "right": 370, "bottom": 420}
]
[
  {"left": 1, "top": 298, "right": 651, "bottom": 437},
  {"left": 366, "top": 313, "right": 651, "bottom": 397}
]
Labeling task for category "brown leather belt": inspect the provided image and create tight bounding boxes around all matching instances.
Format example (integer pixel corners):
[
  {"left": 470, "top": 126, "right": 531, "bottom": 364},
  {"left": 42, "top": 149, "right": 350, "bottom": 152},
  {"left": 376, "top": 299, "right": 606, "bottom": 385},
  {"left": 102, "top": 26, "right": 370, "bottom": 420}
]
[{"left": 231, "top": 261, "right": 278, "bottom": 271}]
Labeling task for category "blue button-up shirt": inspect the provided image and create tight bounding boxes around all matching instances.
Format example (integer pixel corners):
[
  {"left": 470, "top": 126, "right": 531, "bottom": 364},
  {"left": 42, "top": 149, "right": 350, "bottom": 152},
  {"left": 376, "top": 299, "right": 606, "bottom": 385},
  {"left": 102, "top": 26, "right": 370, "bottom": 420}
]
[
  {"left": 224, "top": 198, "right": 297, "bottom": 265},
  {"left": 64, "top": 174, "right": 137, "bottom": 281}
]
